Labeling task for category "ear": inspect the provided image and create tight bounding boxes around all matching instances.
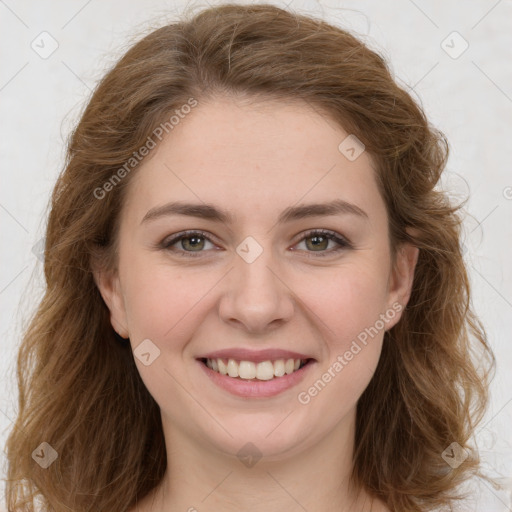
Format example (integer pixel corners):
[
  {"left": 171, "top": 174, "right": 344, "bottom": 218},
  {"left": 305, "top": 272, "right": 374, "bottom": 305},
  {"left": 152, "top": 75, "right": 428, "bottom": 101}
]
[
  {"left": 91, "top": 257, "right": 130, "bottom": 339},
  {"left": 385, "top": 230, "right": 420, "bottom": 329}
]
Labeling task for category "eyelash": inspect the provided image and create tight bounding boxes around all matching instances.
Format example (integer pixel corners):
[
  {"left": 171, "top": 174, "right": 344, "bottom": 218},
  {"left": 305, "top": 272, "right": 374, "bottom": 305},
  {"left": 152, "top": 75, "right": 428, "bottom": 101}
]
[{"left": 159, "top": 229, "right": 352, "bottom": 259}]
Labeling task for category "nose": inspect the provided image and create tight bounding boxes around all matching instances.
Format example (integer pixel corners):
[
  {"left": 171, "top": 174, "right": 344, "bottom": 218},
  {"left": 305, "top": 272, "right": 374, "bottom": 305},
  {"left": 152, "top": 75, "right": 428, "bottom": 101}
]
[{"left": 218, "top": 244, "right": 295, "bottom": 334}]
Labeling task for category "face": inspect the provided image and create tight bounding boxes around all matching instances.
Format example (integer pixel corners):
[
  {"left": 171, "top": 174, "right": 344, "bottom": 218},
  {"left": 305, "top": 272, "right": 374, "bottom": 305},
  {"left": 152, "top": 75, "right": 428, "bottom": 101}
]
[{"left": 95, "top": 96, "right": 417, "bottom": 461}]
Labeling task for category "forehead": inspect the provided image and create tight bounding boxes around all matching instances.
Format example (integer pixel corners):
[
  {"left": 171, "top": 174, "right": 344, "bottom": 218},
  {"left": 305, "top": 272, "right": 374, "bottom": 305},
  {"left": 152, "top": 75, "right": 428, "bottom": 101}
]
[{"left": 122, "top": 96, "right": 387, "bottom": 229}]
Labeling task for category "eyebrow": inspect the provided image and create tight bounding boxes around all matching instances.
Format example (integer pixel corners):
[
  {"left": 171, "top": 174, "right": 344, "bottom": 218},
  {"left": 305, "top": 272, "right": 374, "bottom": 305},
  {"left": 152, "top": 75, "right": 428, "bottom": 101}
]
[{"left": 140, "top": 198, "right": 369, "bottom": 225}]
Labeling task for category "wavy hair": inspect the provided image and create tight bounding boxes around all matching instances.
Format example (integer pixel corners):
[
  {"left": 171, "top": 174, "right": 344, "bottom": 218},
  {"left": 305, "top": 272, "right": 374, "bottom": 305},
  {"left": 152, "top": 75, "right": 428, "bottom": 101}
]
[{"left": 4, "top": 3, "right": 496, "bottom": 511}]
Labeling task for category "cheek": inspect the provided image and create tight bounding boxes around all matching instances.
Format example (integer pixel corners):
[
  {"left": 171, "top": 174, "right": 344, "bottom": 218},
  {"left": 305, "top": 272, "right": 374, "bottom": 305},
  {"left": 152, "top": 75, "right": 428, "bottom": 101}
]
[
  {"left": 120, "top": 259, "right": 206, "bottom": 343},
  {"left": 294, "top": 266, "right": 389, "bottom": 422},
  {"left": 121, "top": 253, "right": 391, "bottom": 344},
  {"left": 295, "top": 262, "right": 391, "bottom": 348}
]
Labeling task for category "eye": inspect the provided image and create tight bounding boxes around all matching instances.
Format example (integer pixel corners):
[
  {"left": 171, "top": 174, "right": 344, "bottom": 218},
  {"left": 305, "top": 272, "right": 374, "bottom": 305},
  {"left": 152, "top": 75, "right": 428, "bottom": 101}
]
[
  {"left": 160, "top": 230, "right": 217, "bottom": 257},
  {"left": 292, "top": 229, "right": 352, "bottom": 258},
  {"left": 159, "top": 229, "right": 352, "bottom": 258}
]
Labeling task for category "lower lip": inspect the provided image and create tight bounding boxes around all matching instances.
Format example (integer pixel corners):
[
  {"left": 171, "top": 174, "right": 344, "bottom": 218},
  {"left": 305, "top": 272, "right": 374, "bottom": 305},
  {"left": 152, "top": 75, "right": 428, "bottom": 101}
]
[{"left": 197, "top": 359, "right": 315, "bottom": 398}]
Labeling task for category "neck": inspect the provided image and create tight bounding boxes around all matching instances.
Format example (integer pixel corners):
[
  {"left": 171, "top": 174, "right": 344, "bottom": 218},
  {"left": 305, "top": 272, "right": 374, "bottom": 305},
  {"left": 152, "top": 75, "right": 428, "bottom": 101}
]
[{"left": 141, "top": 408, "right": 382, "bottom": 512}]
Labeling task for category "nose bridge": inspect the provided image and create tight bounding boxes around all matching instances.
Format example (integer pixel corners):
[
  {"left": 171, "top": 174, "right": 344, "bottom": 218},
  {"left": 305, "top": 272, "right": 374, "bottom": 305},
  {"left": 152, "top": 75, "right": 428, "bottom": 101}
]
[{"left": 218, "top": 234, "right": 294, "bottom": 331}]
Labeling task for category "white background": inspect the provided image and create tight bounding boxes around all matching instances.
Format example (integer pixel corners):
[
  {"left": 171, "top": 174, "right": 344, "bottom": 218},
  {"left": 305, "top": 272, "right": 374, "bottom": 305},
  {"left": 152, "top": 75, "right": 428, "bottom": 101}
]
[{"left": 1, "top": 0, "right": 511, "bottom": 510}]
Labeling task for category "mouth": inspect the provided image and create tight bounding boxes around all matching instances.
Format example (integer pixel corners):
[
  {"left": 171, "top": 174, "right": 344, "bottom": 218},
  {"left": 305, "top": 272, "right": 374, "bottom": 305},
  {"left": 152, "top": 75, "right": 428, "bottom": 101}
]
[
  {"left": 196, "top": 350, "right": 317, "bottom": 398},
  {"left": 195, "top": 348, "right": 317, "bottom": 398},
  {"left": 198, "top": 357, "right": 313, "bottom": 381}
]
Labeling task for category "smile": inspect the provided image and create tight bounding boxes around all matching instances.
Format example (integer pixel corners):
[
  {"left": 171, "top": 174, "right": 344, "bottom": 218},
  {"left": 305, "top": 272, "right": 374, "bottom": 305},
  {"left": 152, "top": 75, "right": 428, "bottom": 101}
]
[
  {"left": 197, "top": 355, "right": 316, "bottom": 398},
  {"left": 201, "top": 357, "right": 310, "bottom": 380}
]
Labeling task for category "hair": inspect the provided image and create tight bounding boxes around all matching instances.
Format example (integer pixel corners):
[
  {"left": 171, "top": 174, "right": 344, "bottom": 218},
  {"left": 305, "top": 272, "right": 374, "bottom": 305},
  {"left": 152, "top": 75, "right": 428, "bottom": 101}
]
[{"left": 4, "top": 3, "right": 496, "bottom": 511}]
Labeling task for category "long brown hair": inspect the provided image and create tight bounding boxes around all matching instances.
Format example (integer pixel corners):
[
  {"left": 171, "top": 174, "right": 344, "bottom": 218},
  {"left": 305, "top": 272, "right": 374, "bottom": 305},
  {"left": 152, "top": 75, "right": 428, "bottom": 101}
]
[{"left": 4, "top": 3, "right": 496, "bottom": 511}]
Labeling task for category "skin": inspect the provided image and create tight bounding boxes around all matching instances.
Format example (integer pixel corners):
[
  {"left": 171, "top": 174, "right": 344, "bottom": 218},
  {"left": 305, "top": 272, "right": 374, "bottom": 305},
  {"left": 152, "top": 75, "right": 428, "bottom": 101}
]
[{"left": 94, "top": 95, "right": 419, "bottom": 512}]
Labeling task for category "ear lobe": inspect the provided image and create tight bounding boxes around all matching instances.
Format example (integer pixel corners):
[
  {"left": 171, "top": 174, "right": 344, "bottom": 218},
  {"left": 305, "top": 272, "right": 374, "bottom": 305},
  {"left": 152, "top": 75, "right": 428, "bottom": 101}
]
[{"left": 92, "top": 262, "right": 129, "bottom": 339}]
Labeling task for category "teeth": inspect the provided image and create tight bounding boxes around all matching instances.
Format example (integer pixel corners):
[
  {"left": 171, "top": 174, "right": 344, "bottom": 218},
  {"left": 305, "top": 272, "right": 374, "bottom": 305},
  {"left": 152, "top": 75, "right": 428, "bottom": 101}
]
[
  {"left": 205, "top": 357, "right": 307, "bottom": 380},
  {"left": 239, "top": 361, "right": 256, "bottom": 379},
  {"left": 227, "top": 359, "right": 239, "bottom": 378},
  {"left": 218, "top": 359, "right": 228, "bottom": 375},
  {"left": 274, "top": 359, "right": 285, "bottom": 377},
  {"left": 256, "top": 361, "right": 274, "bottom": 380}
]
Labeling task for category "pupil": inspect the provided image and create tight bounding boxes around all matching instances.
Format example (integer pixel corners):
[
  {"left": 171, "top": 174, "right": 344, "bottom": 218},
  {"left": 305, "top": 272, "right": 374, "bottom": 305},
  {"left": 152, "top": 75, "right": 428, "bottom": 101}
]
[
  {"left": 308, "top": 235, "right": 327, "bottom": 251},
  {"left": 184, "top": 236, "right": 204, "bottom": 250}
]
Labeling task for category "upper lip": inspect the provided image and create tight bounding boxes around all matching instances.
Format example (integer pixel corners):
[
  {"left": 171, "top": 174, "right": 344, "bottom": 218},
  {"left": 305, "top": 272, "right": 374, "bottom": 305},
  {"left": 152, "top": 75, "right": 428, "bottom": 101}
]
[{"left": 198, "top": 348, "right": 315, "bottom": 363}]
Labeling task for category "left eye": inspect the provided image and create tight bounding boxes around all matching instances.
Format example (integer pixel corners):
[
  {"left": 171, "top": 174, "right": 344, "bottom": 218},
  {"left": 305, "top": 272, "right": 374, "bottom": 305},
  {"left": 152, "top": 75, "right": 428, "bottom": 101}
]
[
  {"left": 160, "top": 229, "right": 351, "bottom": 258},
  {"left": 293, "top": 230, "right": 351, "bottom": 256}
]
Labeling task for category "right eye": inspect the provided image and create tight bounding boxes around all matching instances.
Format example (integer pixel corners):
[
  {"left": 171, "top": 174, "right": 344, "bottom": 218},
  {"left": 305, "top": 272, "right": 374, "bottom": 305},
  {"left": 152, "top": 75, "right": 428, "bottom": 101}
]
[{"left": 160, "top": 230, "right": 219, "bottom": 257}]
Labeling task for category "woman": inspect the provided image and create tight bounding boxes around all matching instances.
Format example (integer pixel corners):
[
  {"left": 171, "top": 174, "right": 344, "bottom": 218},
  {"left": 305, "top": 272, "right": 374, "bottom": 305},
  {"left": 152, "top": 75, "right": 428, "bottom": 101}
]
[{"left": 4, "top": 3, "right": 496, "bottom": 511}]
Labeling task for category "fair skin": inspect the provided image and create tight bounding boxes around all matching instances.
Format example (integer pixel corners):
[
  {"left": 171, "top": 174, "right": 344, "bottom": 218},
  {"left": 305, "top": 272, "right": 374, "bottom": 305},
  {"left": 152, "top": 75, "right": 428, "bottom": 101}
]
[{"left": 94, "top": 95, "right": 418, "bottom": 512}]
